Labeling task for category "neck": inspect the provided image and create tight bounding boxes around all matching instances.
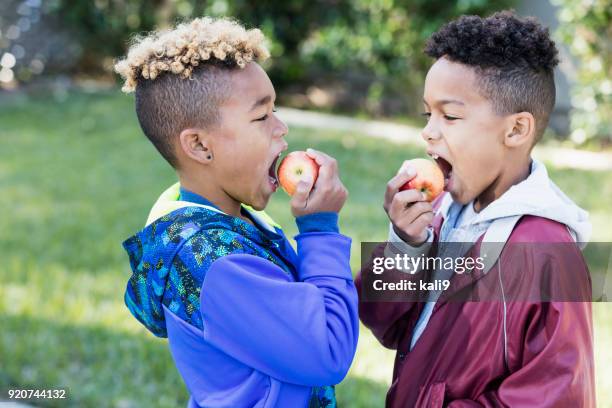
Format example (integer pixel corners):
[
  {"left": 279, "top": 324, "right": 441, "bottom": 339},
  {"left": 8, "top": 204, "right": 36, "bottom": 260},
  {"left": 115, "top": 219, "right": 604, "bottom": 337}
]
[
  {"left": 178, "top": 172, "right": 243, "bottom": 218},
  {"left": 474, "top": 157, "right": 532, "bottom": 212}
]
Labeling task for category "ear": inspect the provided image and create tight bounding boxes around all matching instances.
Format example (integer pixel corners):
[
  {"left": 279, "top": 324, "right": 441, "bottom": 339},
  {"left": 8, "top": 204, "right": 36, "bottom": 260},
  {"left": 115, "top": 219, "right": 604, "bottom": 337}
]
[
  {"left": 178, "top": 128, "right": 214, "bottom": 165},
  {"left": 504, "top": 112, "right": 535, "bottom": 148}
]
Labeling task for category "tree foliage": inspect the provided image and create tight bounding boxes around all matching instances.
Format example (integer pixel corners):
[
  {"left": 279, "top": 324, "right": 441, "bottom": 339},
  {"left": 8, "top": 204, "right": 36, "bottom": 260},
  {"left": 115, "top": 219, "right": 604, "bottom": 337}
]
[{"left": 553, "top": 0, "right": 611, "bottom": 144}]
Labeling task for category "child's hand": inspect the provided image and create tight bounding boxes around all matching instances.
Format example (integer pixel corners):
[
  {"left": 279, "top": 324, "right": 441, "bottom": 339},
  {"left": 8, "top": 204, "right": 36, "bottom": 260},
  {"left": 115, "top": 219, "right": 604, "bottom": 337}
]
[
  {"left": 384, "top": 164, "right": 434, "bottom": 246},
  {"left": 290, "top": 149, "right": 348, "bottom": 217}
]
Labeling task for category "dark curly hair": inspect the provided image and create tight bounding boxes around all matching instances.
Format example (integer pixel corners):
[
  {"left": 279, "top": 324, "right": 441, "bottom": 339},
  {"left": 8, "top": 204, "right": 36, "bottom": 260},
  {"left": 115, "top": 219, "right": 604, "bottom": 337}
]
[{"left": 425, "top": 11, "right": 559, "bottom": 140}]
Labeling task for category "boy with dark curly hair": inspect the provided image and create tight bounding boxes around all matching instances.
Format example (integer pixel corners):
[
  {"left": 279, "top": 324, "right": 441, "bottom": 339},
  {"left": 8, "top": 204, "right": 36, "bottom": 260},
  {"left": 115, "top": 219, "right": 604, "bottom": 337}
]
[
  {"left": 357, "top": 11, "right": 594, "bottom": 407},
  {"left": 115, "top": 17, "right": 357, "bottom": 408}
]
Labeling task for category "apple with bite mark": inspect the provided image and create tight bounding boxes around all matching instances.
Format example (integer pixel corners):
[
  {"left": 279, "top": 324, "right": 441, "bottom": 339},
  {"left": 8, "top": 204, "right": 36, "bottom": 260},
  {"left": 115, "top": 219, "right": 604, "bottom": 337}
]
[
  {"left": 277, "top": 151, "right": 319, "bottom": 196},
  {"left": 399, "top": 158, "right": 444, "bottom": 202}
]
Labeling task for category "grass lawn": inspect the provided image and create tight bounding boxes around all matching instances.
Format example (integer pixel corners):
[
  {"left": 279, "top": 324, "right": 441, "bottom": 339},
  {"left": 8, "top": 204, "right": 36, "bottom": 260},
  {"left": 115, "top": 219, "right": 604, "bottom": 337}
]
[{"left": 1, "top": 90, "right": 610, "bottom": 407}]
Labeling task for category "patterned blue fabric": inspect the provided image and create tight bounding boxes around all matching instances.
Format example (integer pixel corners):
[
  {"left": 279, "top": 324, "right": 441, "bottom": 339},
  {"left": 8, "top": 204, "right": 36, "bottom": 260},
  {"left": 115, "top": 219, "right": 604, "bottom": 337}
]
[
  {"left": 123, "top": 205, "right": 336, "bottom": 407},
  {"left": 310, "top": 385, "right": 337, "bottom": 408},
  {"left": 123, "top": 206, "right": 292, "bottom": 337}
]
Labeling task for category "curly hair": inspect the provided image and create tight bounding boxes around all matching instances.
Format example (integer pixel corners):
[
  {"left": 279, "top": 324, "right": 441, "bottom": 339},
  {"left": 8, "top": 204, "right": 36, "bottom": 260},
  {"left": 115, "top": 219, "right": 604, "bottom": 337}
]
[
  {"left": 425, "top": 11, "right": 559, "bottom": 140},
  {"left": 114, "top": 17, "right": 269, "bottom": 168}
]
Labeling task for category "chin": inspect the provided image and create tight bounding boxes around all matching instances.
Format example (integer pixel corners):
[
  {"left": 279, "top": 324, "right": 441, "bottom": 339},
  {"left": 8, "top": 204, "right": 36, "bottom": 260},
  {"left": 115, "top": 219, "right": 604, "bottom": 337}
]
[
  {"left": 248, "top": 196, "right": 269, "bottom": 211},
  {"left": 449, "top": 191, "right": 467, "bottom": 205},
  {"left": 448, "top": 184, "right": 471, "bottom": 205}
]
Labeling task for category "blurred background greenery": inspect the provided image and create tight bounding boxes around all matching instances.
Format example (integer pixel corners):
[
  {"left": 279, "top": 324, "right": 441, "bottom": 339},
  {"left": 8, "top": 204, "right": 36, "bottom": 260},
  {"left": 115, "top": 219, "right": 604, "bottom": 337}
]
[
  {"left": 0, "top": 0, "right": 610, "bottom": 407},
  {"left": 0, "top": 0, "right": 610, "bottom": 144}
]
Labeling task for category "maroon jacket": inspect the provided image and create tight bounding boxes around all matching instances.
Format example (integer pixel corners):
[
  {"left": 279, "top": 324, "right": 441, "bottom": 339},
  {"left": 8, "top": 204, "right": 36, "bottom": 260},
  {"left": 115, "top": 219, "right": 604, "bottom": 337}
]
[{"left": 357, "top": 209, "right": 595, "bottom": 407}]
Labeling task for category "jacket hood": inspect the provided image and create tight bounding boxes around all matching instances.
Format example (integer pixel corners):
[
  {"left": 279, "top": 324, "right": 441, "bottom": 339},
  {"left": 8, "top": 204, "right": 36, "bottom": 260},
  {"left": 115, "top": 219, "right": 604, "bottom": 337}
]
[
  {"left": 145, "top": 183, "right": 280, "bottom": 229},
  {"left": 437, "top": 159, "right": 591, "bottom": 244},
  {"left": 123, "top": 183, "right": 282, "bottom": 337},
  {"left": 123, "top": 205, "right": 219, "bottom": 337}
]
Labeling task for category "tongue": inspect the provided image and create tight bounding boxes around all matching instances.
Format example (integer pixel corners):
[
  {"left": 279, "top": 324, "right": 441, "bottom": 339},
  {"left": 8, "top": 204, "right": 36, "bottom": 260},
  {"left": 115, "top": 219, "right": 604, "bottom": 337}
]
[
  {"left": 269, "top": 159, "right": 279, "bottom": 181},
  {"left": 444, "top": 171, "right": 453, "bottom": 191}
]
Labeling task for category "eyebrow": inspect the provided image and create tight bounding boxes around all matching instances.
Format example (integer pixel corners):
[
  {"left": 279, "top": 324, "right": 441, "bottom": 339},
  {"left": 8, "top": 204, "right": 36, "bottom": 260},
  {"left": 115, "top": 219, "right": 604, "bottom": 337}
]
[
  {"left": 423, "top": 99, "right": 465, "bottom": 107},
  {"left": 249, "top": 95, "right": 272, "bottom": 112}
]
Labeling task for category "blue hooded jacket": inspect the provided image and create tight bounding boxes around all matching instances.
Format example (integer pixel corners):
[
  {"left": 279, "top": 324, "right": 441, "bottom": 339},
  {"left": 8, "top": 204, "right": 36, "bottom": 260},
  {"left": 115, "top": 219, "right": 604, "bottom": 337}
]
[{"left": 123, "top": 184, "right": 359, "bottom": 407}]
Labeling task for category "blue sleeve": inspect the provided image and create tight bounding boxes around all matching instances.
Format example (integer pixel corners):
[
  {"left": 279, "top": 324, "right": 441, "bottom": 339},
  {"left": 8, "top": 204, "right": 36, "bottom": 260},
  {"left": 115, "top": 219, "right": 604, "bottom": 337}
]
[
  {"left": 200, "top": 232, "right": 358, "bottom": 386},
  {"left": 295, "top": 212, "right": 339, "bottom": 233}
]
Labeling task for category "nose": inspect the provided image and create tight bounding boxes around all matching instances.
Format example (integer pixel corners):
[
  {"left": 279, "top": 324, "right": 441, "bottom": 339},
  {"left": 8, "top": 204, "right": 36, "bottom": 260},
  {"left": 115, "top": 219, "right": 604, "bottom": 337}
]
[
  {"left": 274, "top": 114, "right": 289, "bottom": 139},
  {"left": 421, "top": 119, "right": 441, "bottom": 142}
]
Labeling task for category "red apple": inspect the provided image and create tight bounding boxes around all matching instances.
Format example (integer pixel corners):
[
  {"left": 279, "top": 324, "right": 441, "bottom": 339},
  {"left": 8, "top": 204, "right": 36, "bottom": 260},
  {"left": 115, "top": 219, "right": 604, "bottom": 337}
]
[
  {"left": 399, "top": 158, "right": 444, "bottom": 202},
  {"left": 277, "top": 151, "right": 319, "bottom": 196}
]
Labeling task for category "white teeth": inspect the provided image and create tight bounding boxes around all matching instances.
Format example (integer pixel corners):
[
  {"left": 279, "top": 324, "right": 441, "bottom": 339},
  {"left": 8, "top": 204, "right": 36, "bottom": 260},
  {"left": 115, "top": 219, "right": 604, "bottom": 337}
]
[{"left": 431, "top": 154, "right": 439, "bottom": 159}]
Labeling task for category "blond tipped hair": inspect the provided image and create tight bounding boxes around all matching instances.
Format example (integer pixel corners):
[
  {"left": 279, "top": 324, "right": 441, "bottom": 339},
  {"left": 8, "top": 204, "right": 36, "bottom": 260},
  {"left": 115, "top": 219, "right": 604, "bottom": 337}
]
[
  {"left": 114, "top": 17, "right": 270, "bottom": 93},
  {"left": 113, "top": 17, "right": 271, "bottom": 168}
]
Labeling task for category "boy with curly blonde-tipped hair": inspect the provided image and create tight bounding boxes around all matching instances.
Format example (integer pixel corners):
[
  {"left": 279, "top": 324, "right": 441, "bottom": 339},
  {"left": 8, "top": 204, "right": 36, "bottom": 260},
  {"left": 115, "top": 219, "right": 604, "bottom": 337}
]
[{"left": 116, "top": 17, "right": 358, "bottom": 408}]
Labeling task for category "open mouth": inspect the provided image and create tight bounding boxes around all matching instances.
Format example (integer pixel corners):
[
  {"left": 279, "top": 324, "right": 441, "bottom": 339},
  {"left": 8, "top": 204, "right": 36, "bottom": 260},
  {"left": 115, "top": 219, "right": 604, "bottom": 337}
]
[
  {"left": 268, "top": 154, "right": 281, "bottom": 188},
  {"left": 429, "top": 153, "right": 453, "bottom": 189}
]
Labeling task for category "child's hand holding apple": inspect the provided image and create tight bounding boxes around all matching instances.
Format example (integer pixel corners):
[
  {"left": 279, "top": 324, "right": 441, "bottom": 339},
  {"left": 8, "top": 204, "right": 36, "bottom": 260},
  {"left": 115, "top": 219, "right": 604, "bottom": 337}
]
[
  {"left": 384, "top": 159, "right": 443, "bottom": 246},
  {"left": 277, "top": 149, "right": 348, "bottom": 217}
]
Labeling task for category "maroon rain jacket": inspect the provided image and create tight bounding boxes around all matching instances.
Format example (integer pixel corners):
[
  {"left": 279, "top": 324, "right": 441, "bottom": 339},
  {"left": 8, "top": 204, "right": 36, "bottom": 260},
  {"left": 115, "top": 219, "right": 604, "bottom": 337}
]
[{"left": 356, "top": 202, "right": 595, "bottom": 407}]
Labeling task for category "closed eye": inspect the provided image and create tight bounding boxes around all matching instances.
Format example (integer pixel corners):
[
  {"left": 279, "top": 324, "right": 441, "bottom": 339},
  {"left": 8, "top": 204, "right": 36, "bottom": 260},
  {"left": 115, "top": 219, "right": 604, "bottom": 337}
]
[
  {"left": 444, "top": 115, "right": 460, "bottom": 121},
  {"left": 254, "top": 108, "right": 277, "bottom": 122},
  {"left": 420, "top": 112, "right": 431, "bottom": 119}
]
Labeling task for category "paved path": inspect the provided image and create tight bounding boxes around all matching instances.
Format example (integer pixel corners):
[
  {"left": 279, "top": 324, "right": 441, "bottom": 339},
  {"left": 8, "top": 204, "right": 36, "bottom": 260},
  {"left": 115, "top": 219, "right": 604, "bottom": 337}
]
[{"left": 277, "top": 107, "right": 612, "bottom": 172}]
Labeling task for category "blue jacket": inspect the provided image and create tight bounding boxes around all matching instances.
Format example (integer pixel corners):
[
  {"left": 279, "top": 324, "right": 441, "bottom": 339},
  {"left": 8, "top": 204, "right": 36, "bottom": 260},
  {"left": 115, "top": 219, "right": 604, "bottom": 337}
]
[{"left": 123, "top": 184, "right": 359, "bottom": 407}]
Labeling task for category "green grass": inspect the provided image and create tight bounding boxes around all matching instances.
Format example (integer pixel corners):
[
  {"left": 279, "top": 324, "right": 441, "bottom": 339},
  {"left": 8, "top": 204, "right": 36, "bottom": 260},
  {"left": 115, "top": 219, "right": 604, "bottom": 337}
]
[{"left": 0, "top": 90, "right": 610, "bottom": 407}]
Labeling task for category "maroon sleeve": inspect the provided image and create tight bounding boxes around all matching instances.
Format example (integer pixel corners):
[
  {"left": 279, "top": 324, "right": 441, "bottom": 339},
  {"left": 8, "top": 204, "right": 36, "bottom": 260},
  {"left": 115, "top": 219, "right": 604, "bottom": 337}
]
[
  {"left": 447, "top": 244, "right": 595, "bottom": 407},
  {"left": 355, "top": 243, "right": 424, "bottom": 350},
  {"left": 357, "top": 193, "right": 447, "bottom": 350}
]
